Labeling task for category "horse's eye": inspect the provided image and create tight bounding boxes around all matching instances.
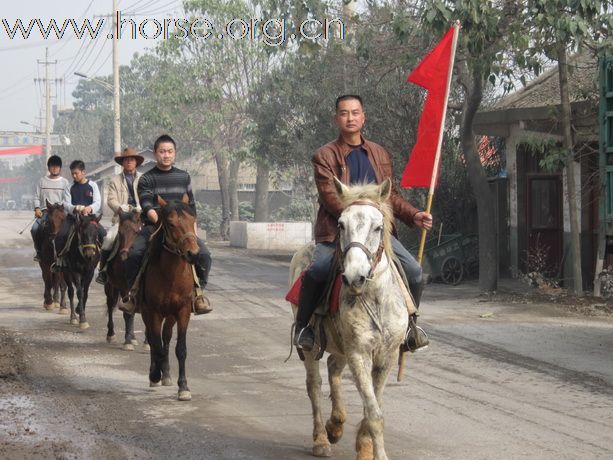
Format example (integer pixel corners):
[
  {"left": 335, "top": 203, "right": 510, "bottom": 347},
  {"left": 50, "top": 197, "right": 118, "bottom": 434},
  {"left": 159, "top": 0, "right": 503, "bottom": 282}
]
[
  {"left": 375, "top": 226, "right": 383, "bottom": 233},
  {"left": 338, "top": 222, "right": 345, "bottom": 231}
]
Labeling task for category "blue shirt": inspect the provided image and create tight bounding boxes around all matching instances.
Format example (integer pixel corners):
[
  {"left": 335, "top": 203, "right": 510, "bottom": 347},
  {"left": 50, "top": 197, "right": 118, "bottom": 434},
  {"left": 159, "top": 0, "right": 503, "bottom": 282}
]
[{"left": 346, "top": 146, "right": 377, "bottom": 184}]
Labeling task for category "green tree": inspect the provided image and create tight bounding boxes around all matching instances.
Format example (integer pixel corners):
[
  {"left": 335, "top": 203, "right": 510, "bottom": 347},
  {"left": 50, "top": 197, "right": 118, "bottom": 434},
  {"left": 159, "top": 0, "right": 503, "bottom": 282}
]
[{"left": 525, "top": 0, "right": 611, "bottom": 294}]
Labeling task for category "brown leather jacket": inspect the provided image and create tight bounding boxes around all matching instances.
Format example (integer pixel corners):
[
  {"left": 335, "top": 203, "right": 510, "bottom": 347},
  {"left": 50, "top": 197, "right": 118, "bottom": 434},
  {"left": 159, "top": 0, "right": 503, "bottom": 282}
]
[{"left": 312, "top": 135, "right": 420, "bottom": 243}]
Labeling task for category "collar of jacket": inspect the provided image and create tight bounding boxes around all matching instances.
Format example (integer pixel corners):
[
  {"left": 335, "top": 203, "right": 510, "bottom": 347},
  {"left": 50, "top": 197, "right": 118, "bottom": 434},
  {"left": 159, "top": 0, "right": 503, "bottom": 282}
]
[{"left": 333, "top": 134, "right": 384, "bottom": 183}]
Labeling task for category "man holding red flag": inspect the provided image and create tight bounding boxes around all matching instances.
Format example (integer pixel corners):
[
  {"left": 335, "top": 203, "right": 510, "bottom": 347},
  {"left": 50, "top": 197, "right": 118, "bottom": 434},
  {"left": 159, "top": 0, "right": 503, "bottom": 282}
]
[{"left": 293, "top": 95, "right": 432, "bottom": 353}]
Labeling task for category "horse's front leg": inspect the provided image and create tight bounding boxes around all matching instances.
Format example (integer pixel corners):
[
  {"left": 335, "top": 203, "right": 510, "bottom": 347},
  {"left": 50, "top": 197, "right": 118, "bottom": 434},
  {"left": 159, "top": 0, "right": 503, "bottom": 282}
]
[
  {"left": 303, "top": 352, "right": 331, "bottom": 457},
  {"left": 41, "top": 264, "right": 54, "bottom": 310},
  {"left": 326, "top": 353, "right": 347, "bottom": 445},
  {"left": 144, "top": 311, "right": 163, "bottom": 386},
  {"left": 105, "top": 284, "right": 118, "bottom": 343},
  {"left": 77, "top": 273, "right": 91, "bottom": 329},
  {"left": 123, "top": 311, "right": 137, "bottom": 350},
  {"left": 162, "top": 316, "right": 175, "bottom": 387},
  {"left": 57, "top": 273, "right": 68, "bottom": 314},
  {"left": 347, "top": 352, "right": 387, "bottom": 460},
  {"left": 175, "top": 308, "right": 191, "bottom": 401}
]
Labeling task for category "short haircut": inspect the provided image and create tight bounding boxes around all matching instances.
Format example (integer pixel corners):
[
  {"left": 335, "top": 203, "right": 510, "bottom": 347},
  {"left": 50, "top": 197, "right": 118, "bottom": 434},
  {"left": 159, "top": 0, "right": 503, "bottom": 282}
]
[
  {"left": 154, "top": 134, "right": 176, "bottom": 152},
  {"left": 335, "top": 95, "right": 364, "bottom": 111},
  {"left": 69, "top": 160, "right": 85, "bottom": 171}
]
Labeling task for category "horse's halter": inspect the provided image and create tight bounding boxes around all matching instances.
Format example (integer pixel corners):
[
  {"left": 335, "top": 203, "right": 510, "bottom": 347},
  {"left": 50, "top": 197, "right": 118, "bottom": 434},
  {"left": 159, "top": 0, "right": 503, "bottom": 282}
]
[
  {"left": 160, "top": 215, "right": 198, "bottom": 261},
  {"left": 78, "top": 218, "right": 100, "bottom": 255},
  {"left": 337, "top": 199, "right": 386, "bottom": 281}
]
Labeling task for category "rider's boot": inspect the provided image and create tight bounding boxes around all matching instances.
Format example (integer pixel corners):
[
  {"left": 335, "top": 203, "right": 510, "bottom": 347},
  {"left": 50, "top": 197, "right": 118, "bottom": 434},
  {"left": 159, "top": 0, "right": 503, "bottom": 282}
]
[
  {"left": 193, "top": 282, "right": 212, "bottom": 315},
  {"left": 293, "top": 273, "right": 322, "bottom": 352},
  {"left": 95, "top": 249, "right": 111, "bottom": 285},
  {"left": 118, "top": 291, "right": 137, "bottom": 315},
  {"left": 118, "top": 269, "right": 137, "bottom": 314},
  {"left": 402, "top": 280, "right": 429, "bottom": 352}
]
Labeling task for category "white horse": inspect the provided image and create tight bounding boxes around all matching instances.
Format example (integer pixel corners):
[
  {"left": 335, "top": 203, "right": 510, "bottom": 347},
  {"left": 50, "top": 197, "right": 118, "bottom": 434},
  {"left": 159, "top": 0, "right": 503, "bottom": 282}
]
[{"left": 289, "top": 178, "right": 411, "bottom": 460}]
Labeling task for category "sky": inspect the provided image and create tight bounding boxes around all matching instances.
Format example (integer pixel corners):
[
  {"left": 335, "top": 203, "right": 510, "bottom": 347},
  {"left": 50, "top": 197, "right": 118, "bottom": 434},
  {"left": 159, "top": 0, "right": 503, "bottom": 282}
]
[{"left": 0, "top": 0, "right": 185, "bottom": 133}]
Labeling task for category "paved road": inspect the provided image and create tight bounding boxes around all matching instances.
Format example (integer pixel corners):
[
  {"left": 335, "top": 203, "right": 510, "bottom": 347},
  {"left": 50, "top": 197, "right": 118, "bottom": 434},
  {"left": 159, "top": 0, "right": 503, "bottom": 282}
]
[{"left": 1, "top": 210, "right": 612, "bottom": 459}]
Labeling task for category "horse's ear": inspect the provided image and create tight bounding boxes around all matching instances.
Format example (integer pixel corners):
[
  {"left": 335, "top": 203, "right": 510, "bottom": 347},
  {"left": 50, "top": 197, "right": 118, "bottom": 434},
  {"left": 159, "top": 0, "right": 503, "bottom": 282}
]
[
  {"left": 157, "top": 195, "right": 167, "bottom": 207},
  {"left": 96, "top": 214, "right": 102, "bottom": 223},
  {"left": 333, "top": 177, "right": 348, "bottom": 197},
  {"left": 45, "top": 199, "right": 51, "bottom": 209},
  {"left": 118, "top": 208, "right": 125, "bottom": 219},
  {"left": 379, "top": 178, "right": 392, "bottom": 201},
  {"left": 181, "top": 193, "right": 189, "bottom": 204}
]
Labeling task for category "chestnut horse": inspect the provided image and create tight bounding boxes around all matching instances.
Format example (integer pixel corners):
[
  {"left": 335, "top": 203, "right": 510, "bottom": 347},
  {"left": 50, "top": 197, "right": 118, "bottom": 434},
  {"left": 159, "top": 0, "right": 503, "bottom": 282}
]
[
  {"left": 62, "top": 214, "right": 101, "bottom": 329},
  {"left": 105, "top": 207, "right": 142, "bottom": 350},
  {"left": 139, "top": 194, "right": 199, "bottom": 401},
  {"left": 39, "top": 201, "right": 68, "bottom": 312}
]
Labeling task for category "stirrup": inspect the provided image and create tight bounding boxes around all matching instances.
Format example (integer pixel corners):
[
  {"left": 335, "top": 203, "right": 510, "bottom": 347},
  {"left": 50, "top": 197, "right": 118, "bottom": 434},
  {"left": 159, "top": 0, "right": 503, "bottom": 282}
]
[
  {"left": 403, "top": 325, "right": 429, "bottom": 353},
  {"left": 293, "top": 326, "right": 315, "bottom": 352}
]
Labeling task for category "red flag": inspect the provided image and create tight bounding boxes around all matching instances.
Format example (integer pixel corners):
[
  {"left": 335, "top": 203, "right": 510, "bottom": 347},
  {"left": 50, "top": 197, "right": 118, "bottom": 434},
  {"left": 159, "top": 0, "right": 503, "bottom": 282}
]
[{"left": 401, "top": 26, "right": 455, "bottom": 188}]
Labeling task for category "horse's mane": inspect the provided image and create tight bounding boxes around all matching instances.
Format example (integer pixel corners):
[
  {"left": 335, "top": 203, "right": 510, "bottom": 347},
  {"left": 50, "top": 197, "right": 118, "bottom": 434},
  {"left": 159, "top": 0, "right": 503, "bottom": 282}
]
[
  {"left": 338, "top": 182, "right": 394, "bottom": 259},
  {"left": 160, "top": 201, "right": 196, "bottom": 219}
]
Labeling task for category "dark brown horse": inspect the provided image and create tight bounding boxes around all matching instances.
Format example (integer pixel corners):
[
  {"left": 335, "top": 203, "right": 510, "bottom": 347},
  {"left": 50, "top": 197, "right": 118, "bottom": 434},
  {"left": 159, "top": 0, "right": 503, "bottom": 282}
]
[
  {"left": 140, "top": 194, "right": 199, "bottom": 401},
  {"left": 62, "top": 214, "right": 101, "bottom": 329},
  {"left": 39, "top": 201, "right": 69, "bottom": 312},
  {"left": 105, "top": 207, "right": 142, "bottom": 350}
]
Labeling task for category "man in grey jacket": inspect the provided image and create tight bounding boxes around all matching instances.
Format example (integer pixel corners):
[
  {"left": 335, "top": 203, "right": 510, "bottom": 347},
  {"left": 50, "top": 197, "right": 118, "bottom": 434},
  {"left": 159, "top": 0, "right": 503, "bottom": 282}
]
[
  {"left": 31, "top": 155, "right": 69, "bottom": 261},
  {"left": 95, "top": 148, "right": 143, "bottom": 285}
]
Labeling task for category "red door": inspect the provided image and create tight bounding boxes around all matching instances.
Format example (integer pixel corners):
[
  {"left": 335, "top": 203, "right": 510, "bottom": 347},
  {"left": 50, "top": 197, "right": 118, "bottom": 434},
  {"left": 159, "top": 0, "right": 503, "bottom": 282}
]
[{"left": 526, "top": 175, "right": 563, "bottom": 276}]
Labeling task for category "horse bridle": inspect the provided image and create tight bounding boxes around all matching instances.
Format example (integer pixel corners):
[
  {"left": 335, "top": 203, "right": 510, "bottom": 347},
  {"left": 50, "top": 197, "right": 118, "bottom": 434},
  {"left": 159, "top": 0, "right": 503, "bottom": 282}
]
[
  {"left": 78, "top": 217, "right": 100, "bottom": 255},
  {"left": 337, "top": 199, "right": 385, "bottom": 280},
  {"left": 161, "top": 222, "right": 198, "bottom": 260}
]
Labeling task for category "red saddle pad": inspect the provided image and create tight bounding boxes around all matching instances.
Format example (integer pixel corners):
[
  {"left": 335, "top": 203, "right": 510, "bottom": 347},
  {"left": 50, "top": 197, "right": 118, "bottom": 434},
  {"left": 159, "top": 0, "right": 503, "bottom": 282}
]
[{"left": 285, "top": 270, "right": 343, "bottom": 315}]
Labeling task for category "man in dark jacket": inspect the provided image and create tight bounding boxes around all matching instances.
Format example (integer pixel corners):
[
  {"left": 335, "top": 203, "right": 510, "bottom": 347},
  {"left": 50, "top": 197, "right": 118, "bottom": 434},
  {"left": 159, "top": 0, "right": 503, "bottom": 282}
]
[
  {"left": 294, "top": 95, "right": 432, "bottom": 352},
  {"left": 120, "top": 134, "right": 212, "bottom": 315}
]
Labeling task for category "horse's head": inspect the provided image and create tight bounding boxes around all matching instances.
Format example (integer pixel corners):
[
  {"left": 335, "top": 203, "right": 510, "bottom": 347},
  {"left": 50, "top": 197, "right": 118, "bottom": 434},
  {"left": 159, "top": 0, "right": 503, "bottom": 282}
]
[
  {"left": 335, "top": 178, "right": 393, "bottom": 296},
  {"left": 45, "top": 200, "right": 65, "bottom": 238},
  {"left": 77, "top": 214, "right": 101, "bottom": 260},
  {"left": 158, "top": 194, "right": 199, "bottom": 264},
  {"left": 117, "top": 206, "right": 141, "bottom": 261}
]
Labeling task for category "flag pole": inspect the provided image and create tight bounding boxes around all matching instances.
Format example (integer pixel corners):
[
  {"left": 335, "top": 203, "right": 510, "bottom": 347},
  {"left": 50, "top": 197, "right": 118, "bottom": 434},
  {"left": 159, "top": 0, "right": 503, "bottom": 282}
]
[
  {"left": 398, "top": 21, "right": 461, "bottom": 382},
  {"left": 417, "top": 20, "right": 460, "bottom": 265}
]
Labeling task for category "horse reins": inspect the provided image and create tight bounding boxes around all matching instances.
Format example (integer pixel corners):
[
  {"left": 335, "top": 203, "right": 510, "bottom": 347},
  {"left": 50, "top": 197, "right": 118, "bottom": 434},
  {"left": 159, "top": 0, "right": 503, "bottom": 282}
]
[{"left": 337, "top": 199, "right": 386, "bottom": 281}]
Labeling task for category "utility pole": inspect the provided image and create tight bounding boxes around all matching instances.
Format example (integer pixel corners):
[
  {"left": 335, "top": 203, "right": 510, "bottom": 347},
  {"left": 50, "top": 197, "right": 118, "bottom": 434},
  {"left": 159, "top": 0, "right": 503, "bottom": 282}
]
[
  {"left": 112, "top": 0, "right": 121, "bottom": 156},
  {"left": 37, "top": 47, "right": 58, "bottom": 159}
]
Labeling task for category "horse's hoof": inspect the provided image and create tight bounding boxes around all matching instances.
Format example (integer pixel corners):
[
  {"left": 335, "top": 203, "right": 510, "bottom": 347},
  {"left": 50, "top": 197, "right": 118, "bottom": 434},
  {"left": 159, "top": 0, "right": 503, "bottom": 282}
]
[
  {"left": 58, "top": 308, "right": 69, "bottom": 315},
  {"left": 162, "top": 377, "right": 173, "bottom": 386},
  {"left": 313, "top": 444, "right": 332, "bottom": 457},
  {"left": 122, "top": 343, "right": 134, "bottom": 351},
  {"left": 52, "top": 302, "right": 60, "bottom": 309},
  {"left": 326, "top": 419, "right": 344, "bottom": 444},
  {"left": 178, "top": 390, "right": 192, "bottom": 401},
  {"left": 70, "top": 318, "right": 79, "bottom": 325},
  {"left": 150, "top": 381, "right": 161, "bottom": 387},
  {"left": 44, "top": 303, "right": 53, "bottom": 310},
  {"left": 130, "top": 339, "right": 139, "bottom": 346},
  {"left": 79, "top": 322, "right": 90, "bottom": 330},
  {"left": 106, "top": 335, "right": 115, "bottom": 344},
  {"left": 143, "top": 343, "right": 150, "bottom": 351}
]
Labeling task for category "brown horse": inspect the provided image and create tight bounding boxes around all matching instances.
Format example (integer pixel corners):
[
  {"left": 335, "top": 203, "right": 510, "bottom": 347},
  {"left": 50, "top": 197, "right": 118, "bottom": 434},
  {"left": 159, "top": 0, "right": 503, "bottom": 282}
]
[
  {"left": 39, "top": 201, "right": 69, "bottom": 312},
  {"left": 105, "top": 207, "right": 142, "bottom": 350},
  {"left": 140, "top": 194, "right": 198, "bottom": 401}
]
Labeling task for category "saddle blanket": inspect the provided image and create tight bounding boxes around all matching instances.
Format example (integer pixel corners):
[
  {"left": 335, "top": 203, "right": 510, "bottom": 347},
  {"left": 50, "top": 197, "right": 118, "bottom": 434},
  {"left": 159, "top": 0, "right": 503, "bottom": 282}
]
[{"left": 285, "top": 271, "right": 343, "bottom": 316}]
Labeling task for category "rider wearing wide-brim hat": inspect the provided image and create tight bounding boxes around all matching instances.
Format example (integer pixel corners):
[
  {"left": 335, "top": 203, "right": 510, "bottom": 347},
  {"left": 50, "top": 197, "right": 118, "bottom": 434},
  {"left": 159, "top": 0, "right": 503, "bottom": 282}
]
[
  {"left": 113, "top": 147, "right": 145, "bottom": 167},
  {"left": 95, "top": 147, "right": 144, "bottom": 285}
]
